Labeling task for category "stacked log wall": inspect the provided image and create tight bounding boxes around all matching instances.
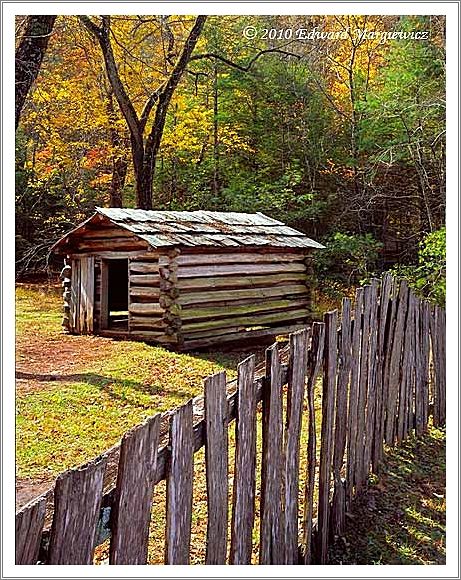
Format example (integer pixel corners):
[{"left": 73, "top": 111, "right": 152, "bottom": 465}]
[
  {"left": 65, "top": 236, "right": 314, "bottom": 349},
  {"left": 175, "top": 250, "right": 313, "bottom": 349},
  {"left": 128, "top": 254, "right": 169, "bottom": 342}
]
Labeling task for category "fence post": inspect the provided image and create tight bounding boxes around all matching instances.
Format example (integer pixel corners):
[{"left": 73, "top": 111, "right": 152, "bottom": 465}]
[
  {"left": 284, "top": 328, "right": 309, "bottom": 564},
  {"left": 317, "top": 310, "right": 338, "bottom": 564},
  {"left": 204, "top": 371, "right": 228, "bottom": 565}
]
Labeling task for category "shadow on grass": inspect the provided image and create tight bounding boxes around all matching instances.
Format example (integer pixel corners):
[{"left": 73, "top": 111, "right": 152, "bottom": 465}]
[
  {"left": 15, "top": 345, "right": 261, "bottom": 400},
  {"left": 16, "top": 370, "right": 201, "bottom": 404},
  {"left": 328, "top": 427, "right": 446, "bottom": 565}
]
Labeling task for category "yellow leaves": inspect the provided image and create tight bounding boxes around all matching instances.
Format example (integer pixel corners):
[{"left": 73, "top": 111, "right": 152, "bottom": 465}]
[
  {"left": 162, "top": 102, "right": 212, "bottom": 158},
  {"left": 161, "top": 94, "right": 254, "bottom": 161},
  {"left": 90, "top": 174, "right": 112, "bottom": 187},
  {"left": 315, "top": 15, "right": 391, "bottom": 113},
  {"left": 218, "top": 126, "right": 253, "bottom": 154}
]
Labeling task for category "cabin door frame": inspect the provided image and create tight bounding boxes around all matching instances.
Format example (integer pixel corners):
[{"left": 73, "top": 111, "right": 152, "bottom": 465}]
[
  {"left": 99, "top": 257, "right": 130, "bottom": 331},
  {"left": 70, "top": 256, "right": 95, "bottom": 334}
]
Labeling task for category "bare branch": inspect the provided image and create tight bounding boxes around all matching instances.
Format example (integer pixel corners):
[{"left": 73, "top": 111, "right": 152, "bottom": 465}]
[{"left": 189, "top": 47, "right": 300, "bottom": 72}]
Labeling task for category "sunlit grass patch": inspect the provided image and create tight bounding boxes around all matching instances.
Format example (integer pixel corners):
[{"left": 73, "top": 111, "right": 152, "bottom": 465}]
[
  {"left": 16, "top": 284, "right": 240, "bottom": 479},
  {"left": 16, "top": 284, "right": 62, "bottom": 335},
  {"left": 328, "top": 426, "right": 446, "bottom": 565}
]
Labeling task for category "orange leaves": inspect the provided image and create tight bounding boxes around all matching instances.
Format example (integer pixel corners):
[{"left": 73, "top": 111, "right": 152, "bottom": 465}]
[{"left": 82, "top": 148, "right": 107, "bottom": 170}]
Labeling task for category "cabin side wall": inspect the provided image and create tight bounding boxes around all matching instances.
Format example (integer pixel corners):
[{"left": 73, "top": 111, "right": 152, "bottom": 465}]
[
  {"left": 63, "top": 222, "right": 164, "bottom": 336},
  {"left": 171, "top": 249, "right": 314, "bottom": 350}
]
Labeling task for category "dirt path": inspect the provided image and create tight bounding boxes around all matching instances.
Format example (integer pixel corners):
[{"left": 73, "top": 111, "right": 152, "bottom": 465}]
[
  {"left": 16, "top": 332, "right": 117, "bottom": 395},
  {"left": 16, "top": 332, "right": 120, "bottom": 509}
]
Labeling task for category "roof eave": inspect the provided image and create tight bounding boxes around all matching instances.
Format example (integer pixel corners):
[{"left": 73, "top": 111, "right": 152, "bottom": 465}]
[{"left": 50, "top": 212, "right": 102, "bottom": 254}]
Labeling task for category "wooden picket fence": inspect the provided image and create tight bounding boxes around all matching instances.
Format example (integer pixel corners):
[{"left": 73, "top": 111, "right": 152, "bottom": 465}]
[{"left": 15, "top": 274, "right": 446, "bottom": 565}]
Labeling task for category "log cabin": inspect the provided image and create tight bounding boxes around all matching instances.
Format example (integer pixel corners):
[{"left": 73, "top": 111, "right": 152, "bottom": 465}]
[{"left": 52, "top": 208, "right": 324, "bottom": 350}]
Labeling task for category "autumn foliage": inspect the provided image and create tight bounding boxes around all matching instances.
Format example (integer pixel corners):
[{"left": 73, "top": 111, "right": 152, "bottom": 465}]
[{"left": 16, "top": 14, "right": 445, "bottom": 299}]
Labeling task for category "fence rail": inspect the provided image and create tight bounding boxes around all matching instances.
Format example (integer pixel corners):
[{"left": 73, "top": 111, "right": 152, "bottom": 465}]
[{"left": 15, "top": 274, "right": 446, "bottom": 565}]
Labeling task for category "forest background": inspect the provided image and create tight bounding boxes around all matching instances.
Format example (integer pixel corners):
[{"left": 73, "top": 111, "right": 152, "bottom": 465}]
[{"left": 15, "top": 14, "right": 446, "bottom": 305}]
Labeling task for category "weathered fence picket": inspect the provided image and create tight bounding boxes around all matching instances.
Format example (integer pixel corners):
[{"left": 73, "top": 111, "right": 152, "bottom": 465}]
[
  {"left": 372, "top": 272, "right": 393, "bottom": 470},
  {"left": 284, "top": 329, "right": 309, "bottom": 564},
  {"left": 165, "top": 400, "right": 194, "bottom": 565},
  {"left": 385, "top": 279, "right": 409, "bottom": 444},
  {"left": 109, "top": 414, "right": 161, "bottom": 564},
  {"left": 331, "top": 298, "right": 351, "bottom": 538},
  {"left": 230, "top": 356, "right": 257, "bottom": 565},
  {"left": 346, "top": 287, "right": 363, "bottom": 502},
  {"left": 397, "top": 290, "right": 413, "bottom": 442},
  {"left": 356, "top": 285, "right": 371, "bottom": 492},
  {"left": 15, "top": 496, "right": 47, "bottom": 565},
  {"left": 431, "top": 306, "right": 446, "bottom": 426},
  {"left": 204, "top": 371, "right": 228, "bottom": 565},
  {"left": 317, "top": 310, "right": 338, "bottom": 564},
  {"left": 420, "top": 300, "right": 431, "bottom": 431},
  {"left": 413, "top": 296, "right": 424, "bottom": 436},
  {"left": 301, "top": 321, "right": 325, "bottom": 564},
  {"left": 15, "top": 275, "right": 446, "bottom": 567},
  {"left": 259, "top": 344, "right": 284, "bottom": 565},
  {"left": 363, "top": 280, "right": 379, "bottom": 483},
  {"left": 48, "top": 457, "right": 106, "bottom": 564}
]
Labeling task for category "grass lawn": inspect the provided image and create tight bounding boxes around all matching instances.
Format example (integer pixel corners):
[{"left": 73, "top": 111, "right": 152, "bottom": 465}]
[
  {"left": 16, "top": 283, "right": 243, "bottom": 482},
  {"left": 328, "top": 426, "right": 446, "bottom": 564}
]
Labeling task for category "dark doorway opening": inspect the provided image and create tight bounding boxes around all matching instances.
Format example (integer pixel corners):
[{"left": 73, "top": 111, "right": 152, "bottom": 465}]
[{"left": 107, "top": 259, "right": 128, "bottom": 330}]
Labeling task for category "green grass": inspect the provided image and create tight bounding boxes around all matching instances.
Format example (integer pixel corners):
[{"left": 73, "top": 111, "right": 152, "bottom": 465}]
[
  {"left": 328, "top": 426, "right": 446, "bottom": 565},
  {"left": 16, "top": 284, "right": 240, "bottom": 479},
  {"left": 16, "top": 284, "right": 62, "bottom": 335}
]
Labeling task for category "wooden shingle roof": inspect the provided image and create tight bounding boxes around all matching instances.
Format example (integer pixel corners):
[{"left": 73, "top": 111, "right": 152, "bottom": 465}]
[
  {"left": 52, "top": 208, "right": 324, "bottom": 252},
  {"left": 95, "top": 208, "right": 324, "bottom": 250}
]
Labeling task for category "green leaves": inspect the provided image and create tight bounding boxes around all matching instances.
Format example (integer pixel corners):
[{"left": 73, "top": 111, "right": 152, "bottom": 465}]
[
  {"left": 314, "top": 232, "right": 383, "bottom": 289},
  {"left": 391, "top": 227, "right": 446, "bottom": 306}
]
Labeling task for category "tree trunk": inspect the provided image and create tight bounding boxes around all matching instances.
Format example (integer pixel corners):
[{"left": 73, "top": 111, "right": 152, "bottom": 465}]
[
  {"left": 105, "top": 88, "right": 128, "bottom": 207},
  {"left": 135, "top": 14, "right": 207, "bottom": 209},
  {"left": 80, "top": 14, "right": 207, "bottom": 210},
  {"left": 110, "top": 157, "right": 128, "bottom": 207},
  {"left": 212, "top": 63, "right": 219, "bottom": 195},
  {"left": 15, "top": 15, "right": 57, "bottom": 129},
  {"left": 136, "top": 136, "right": 156, "bottom": 210}
]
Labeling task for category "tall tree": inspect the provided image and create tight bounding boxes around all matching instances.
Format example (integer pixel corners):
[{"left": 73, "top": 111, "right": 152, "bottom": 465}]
[
  {"left": 79, "top": 15, "right": 207, "bottom": 209},
  {"left": 15, "top": 15, "right": 57, "bottom": 129}
]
